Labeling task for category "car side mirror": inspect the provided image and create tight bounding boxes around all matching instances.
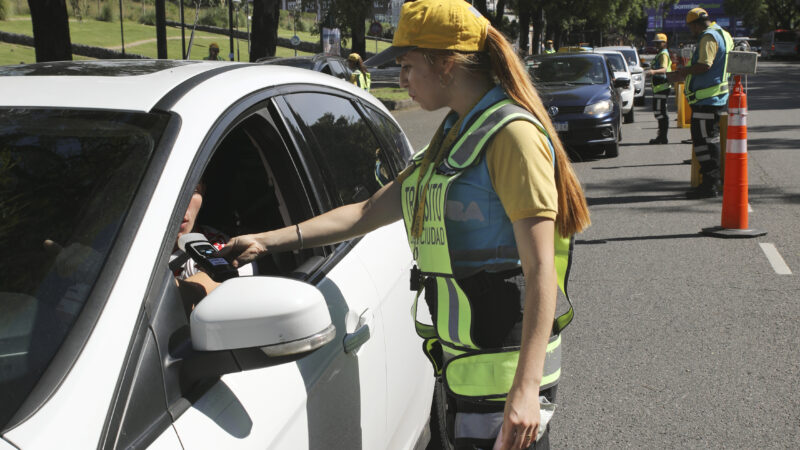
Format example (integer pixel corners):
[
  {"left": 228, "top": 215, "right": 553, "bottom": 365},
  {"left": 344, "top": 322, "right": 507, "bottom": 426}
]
[
  {"left": 191, "top": 276, "right": 335, "bottom": 356},
  {"left": 614, "top": 78, "right": 631, "bottom": 89}
]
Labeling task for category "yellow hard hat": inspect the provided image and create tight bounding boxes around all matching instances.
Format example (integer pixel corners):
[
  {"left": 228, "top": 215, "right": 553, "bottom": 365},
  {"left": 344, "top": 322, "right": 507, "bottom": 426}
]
[
  {"left": 686, "top": 7, "right": 709, "bottom": 24},
  {"left": 209, "top": 42, "right": 219, "bottom": 50},
  {"left": 348, "top": 53, "right": 362, "bottom": 63},
  {"left": 653, "top": 33, "right": 667, "bottom": 43},
  {"left": 546, "top": 39, "right": 553, "bottom": 44}
]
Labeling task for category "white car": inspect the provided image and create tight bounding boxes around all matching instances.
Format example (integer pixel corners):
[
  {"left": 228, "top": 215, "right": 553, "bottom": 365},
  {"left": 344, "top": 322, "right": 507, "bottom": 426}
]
[
  {"left": 596, "top": 50, "right": 635, "bottom": 124},
  {"left": 0, "top": 60, "right": 435, "bottom": 449},
  {"left": 596, "top": 45, "right": 645, "bottom": 106}
]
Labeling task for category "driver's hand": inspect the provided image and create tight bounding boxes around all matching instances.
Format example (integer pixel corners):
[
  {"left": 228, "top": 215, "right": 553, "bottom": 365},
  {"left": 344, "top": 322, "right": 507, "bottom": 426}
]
[{"left": 219, "top": 234, "right": 267, "bottom": 268}]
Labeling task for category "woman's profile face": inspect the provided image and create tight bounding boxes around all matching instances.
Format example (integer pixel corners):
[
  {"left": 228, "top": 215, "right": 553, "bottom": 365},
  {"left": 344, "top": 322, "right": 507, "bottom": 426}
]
[
  {"left": 399, "top": 51, "right": 449, "bottom": 111},
  {"left": 178, "top": 183, "right": 204, "bottom": 240}
]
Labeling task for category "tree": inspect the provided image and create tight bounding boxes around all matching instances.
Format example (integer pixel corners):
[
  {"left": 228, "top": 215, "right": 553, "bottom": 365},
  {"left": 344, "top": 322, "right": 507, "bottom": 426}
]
[
  {"left": 28, "top": 0, "right": 72, "bottom": 62},
  {"left": 250, "top": 0, "right": 281, "bottom": 61},
  {"left": 326, "top": 0, "right": 371, "bottom": 58}
]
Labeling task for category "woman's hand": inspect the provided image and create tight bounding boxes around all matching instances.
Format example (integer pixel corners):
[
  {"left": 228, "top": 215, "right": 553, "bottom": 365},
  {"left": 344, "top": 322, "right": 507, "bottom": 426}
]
[
  {"left": 493, "top": 385, "right": 541, "bottom": 450},
  {"left": 219, "top": 233, "right": 268, "bottom": 267}
]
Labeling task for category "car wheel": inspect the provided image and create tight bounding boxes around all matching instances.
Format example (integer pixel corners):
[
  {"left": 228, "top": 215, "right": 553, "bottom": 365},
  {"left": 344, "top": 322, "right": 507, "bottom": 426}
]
[
  {"left": 427, "top": 378, "right": 454, "bottom": 450},
  {"left": 604, "top": 141, "right": 620, "bottom": 158},
  {"left": 634, "top": 96, "right": 645, "bottom": 106},
  {"left": 624, "top": 108, "right": 634, "bottom": 124}
]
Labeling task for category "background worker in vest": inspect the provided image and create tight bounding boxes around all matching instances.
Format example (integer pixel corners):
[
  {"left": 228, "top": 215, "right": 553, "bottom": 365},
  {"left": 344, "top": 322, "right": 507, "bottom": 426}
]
[
  {"left": 221, "top": 1, "right": 590, "bottom": 448},
  {"left": 204, "top": 43, "right": 224, "bottom": 61},
  {"left": 667, "top": 7, "right": 733, "bottom": 199},
  {"left": 646, "top": 33, "right": 672, "bottom": 144},
  {"left": 544, "top": 40, "right": 556, "bottom": 54},
  {"left": 347, "top": 53, "right": 371, "bottom": 91}
]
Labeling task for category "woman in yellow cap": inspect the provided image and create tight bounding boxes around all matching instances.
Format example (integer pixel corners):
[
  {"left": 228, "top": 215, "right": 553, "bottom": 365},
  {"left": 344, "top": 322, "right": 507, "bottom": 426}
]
[
  {"left": 222, "top": 1, "right": 589, "bottom": 448},
  {"left": 347, "top": 52, "right": 371, "bottom": 91}
]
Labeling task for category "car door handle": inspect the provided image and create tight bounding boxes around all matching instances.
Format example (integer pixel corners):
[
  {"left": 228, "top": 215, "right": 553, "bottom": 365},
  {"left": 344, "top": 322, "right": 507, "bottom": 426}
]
[{"left": 343, "top": 309, "right": 372, "bottom": 354}]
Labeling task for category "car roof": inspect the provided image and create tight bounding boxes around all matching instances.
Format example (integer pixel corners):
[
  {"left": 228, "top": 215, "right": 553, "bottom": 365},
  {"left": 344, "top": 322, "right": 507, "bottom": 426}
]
[{"left": 0, "top": 59, "right": 370, "bottom": 113}]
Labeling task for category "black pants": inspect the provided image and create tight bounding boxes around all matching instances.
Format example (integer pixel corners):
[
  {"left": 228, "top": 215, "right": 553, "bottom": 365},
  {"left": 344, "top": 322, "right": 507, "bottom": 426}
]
[
  {"left": 652, "top": 86, "right": 671, "bottom": 138},
  {"left": 690, "top": 104, "right": 725, "bottom": 188},
  {"left": 448, "top": 386, "right": 557, "bottom": 450}
]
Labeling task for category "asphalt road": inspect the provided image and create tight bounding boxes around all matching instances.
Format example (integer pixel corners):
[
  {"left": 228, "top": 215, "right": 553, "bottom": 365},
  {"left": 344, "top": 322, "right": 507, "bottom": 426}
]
[{"left": 393, "top": 59, "right": 800, "bottom": 448}]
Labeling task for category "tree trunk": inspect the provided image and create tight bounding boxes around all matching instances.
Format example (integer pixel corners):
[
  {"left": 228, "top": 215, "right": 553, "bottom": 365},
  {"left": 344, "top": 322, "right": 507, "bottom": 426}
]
[
  {"left": 250, "top": 0, "right": 280, "bottom": 62},
  {"left": 28, "top": 0, "right": 72, "bottom": 62},
  {"left": 518, "top": 6, "right": 530, "bottom": 56},
  {"left": 349, "top": 11, "right": 366, "bottom": 58},
  {"left": 531, "top": 6, "right": 543, "bottom": 55},
  {"left": 155, "top": 0, "right": 167, "bottom": 58}
]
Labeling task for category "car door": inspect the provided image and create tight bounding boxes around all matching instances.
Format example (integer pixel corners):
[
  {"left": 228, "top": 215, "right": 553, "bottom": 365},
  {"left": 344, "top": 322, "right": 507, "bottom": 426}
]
[{"left": 274, "top": 90, "right": 398, "bottom": 448}]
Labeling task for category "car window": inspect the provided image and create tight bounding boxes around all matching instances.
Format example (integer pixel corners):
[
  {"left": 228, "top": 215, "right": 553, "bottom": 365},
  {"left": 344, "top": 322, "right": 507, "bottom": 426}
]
[
  {"left": 0, "top": 108, "right": 167, "bottom": 428},
  {"left": 363, "top": 105, "right": 413, "bottom": 175},
  {"left": 619, "top": 49, "right": 638, "bottom": 67},
  {"left": 531, "top": 57, "right": 608, "bottom": 85},
  {"left": 604, "top": 54, "right": 626, "bottom": 73},
  {"left": 282, "top": 93, "right": 386, "bottom": 205}
]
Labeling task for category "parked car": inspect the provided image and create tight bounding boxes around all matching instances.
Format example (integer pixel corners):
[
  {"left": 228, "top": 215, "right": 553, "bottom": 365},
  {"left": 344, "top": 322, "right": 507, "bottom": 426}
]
[
  {"left": 595, "top": 45, "right": 645, "bottom": 106},
  {"left": 595, "top": 50, "right": 634, "bottom": 123},
  {"left": 258, "top": 53, "right": 353, "bottom": 81},
  {"left": 0, "top": 60, "right": 435, "bottom": 449},
  {"left": 529, "top": 53, "right": 624, "bottom": 157}
]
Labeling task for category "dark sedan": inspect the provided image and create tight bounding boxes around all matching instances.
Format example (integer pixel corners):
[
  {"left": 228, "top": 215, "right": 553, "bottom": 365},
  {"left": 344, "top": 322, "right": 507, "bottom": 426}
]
[{"left": 529, "top": 53, "right": 626, "bottom": 157}]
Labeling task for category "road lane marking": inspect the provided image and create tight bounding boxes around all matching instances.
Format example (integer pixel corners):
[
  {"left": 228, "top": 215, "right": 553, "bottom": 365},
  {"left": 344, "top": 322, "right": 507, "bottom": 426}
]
[{"left": 759, "top": 243, "right": 792, "bottom": 275}]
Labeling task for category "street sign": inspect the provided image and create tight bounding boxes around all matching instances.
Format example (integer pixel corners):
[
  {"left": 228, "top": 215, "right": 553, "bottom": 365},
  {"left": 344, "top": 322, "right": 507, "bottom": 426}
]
[
  {"left": 369, "top": 21, "right": 383, "bottom": 37},
  {"left": 291, "top": 35, "right": 300, "bottom": 46}
]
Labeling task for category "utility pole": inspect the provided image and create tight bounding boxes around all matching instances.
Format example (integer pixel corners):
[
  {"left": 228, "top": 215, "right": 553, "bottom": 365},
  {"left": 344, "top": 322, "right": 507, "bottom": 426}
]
[{"left": 156, "top": 0, "right": 167, "bottom": 59}]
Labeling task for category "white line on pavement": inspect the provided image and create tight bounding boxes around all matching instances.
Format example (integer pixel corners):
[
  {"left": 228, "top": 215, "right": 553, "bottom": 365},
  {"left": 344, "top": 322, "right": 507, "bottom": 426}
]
[
  {"left": 748, "top": 203, "right": 753, "bottom": 213},
  {"left": 759, "top": 243, "right": 792, "bottom": 275}
]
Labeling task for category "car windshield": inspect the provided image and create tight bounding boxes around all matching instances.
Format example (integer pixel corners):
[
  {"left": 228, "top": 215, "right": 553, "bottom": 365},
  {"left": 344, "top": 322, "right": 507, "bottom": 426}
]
[
  {"left": 619, "top": 49, "right": 638, "bottom": 67},
  {"left": 604, "top": 54, "right": 627, "bottom": 73},
  {"left": 0, "top": 108, "right": 167, "bottom": 427},
  {"left": 531, "top": 56, "right": 608, "bottom": 85}
]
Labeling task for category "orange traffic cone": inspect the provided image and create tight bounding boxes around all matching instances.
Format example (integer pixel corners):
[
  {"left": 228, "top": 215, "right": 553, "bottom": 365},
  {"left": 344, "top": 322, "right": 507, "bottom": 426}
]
[{"left": 703, "top": 75, "right": 766, "bottom": 238}]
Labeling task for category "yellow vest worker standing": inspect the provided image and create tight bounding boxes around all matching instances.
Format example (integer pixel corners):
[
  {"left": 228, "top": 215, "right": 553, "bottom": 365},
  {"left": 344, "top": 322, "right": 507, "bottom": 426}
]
[
  {"left": 347, "top": 53, "right": 371, "bottom": 91},
  {"left": 203, "top": 43, "right": 225, "bottom": 61},
  {"left": 222, "top": 1, "right": 591, "bottom": 448},
  {"left": 646, "top": 33, "right": 673, "bottom": 144},
  {"left": 544, "top": 40, "right": 556, "bottom": 54},
  {"left": 667, "top": 7, "right": 733, "bottom": 198}
]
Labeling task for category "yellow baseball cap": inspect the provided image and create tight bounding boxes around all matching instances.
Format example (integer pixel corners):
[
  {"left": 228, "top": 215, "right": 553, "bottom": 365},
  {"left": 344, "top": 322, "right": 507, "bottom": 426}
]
[
  {"left": 348, "top": 53, "right": 362, "bottom": 63},
  {"left": 686, "top": 7, "right": 709, "bottom": 24},
  {"left": 364, "top": 0, "right": 490, "bottom": 67},
  {"left": 653, "top": 33, "right": 667, "bottom": 43},
  {"left": 209, "top": 42, "right": 219, "bottom": 50}
]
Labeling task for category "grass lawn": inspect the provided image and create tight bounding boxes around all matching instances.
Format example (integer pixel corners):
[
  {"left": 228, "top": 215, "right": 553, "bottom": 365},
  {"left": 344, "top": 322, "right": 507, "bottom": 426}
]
[
  {"left": 0, "top": 16, "right": 384, "bottom": 63},
  {"left": 0, "top": 42, "right": 94, "bottom": 66},
  {"left": 370, "top": 87, "right": 410, "bottom": 102}
]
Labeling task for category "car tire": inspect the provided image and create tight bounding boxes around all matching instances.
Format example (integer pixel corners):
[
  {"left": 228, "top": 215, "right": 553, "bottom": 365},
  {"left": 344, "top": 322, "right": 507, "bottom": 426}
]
[
  {"left": 634, "top": 96, "right": 645, "bottom": 106},
  {"left": 604, "top": 141, "right": 619, "bottom": 158},
  {"left": 623, "top": 108, "right": 634, "bottom": 124},
  {"left": 427, "top": 378, "right": 454, "bottom": 450}
]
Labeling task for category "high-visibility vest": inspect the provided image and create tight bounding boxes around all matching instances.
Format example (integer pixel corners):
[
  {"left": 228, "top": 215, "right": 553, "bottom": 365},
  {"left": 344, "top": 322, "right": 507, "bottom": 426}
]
[
  {"left": 351, "top": 69, "right": 371, "bottom": 91},
  {"left": 545, "top": 48, "right": 556, "bottom": 54},
  {"left": 652, "top": 48, "right": 673, "bottom": 93},
  {"left": 400, "top": 99, "right": 574, "bottom": 402},
  {"left": 685, "top": 23, "right": 733, "bottom": 106}
]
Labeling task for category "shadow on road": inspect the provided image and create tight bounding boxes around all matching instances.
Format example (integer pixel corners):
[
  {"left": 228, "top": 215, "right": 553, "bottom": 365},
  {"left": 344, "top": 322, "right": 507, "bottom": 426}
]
[
  {"left": 576, "top": 232, "right": 705, "bottom": 245},
  {"left": 585, "top": 193, "right": 686, "bottom": 206},
  {"left": 592, "top": 162, "right": 685, "bottom": 169}
]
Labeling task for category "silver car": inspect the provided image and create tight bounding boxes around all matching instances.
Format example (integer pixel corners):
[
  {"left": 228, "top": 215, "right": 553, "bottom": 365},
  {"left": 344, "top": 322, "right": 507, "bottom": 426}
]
[{"left": 596, "top": 46, "right": 645, "bottom": 106}]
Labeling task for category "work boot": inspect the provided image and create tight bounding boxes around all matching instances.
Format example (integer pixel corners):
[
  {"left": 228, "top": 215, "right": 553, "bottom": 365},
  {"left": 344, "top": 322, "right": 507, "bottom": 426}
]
[
  {"left": 649, "top": 136, "right": 668, "bottom": 144},
  {"left": 685, "top": 184, "right": 720, "bottom": 199}
]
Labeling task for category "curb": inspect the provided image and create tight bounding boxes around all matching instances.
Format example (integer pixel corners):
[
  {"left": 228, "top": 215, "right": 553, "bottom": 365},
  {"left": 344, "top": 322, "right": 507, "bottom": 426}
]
[{"left": 379, "top": 98, "right": 416, "bottom": 111}]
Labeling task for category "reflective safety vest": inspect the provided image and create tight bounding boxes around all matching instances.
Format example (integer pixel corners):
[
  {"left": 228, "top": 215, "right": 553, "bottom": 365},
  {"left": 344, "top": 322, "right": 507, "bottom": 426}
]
[
  {"left": 545, "top": 48, "right": 556, "bottom": 54},
  {"left": 652, "top": 49, "right": 673, "bottom": 93},
  {"left": 351, "top": 69, "right": 371, "bottom": 91},
  {"left": 685, "top": 23, "right": 733, "bottom": 105},
  {"left": 400, "top": 99, "right": 575, "bottom": 403}
]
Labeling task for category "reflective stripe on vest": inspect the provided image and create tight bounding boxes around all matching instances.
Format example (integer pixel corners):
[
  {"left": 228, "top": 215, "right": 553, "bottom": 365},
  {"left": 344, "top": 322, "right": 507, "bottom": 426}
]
[
  {"left": 402, "top": 99, "right": 575, "bottom": 397},
  {"left": 652, "top": 49, "right": 673, "bottom": 93},
  {"left": 685, "top": 24, "right": 733, "bottom": 105}
]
